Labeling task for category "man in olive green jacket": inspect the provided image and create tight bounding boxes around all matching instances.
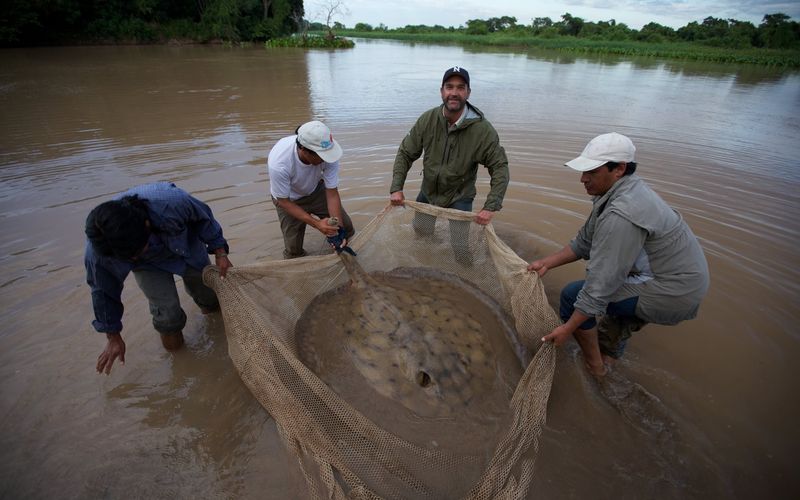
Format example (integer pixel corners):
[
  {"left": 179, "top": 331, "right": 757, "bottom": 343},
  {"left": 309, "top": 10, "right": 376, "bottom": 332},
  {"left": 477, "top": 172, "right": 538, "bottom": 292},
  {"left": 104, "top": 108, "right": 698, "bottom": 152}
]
[{"left": 389, "top": 66, "right": 509, "bottom": 226}]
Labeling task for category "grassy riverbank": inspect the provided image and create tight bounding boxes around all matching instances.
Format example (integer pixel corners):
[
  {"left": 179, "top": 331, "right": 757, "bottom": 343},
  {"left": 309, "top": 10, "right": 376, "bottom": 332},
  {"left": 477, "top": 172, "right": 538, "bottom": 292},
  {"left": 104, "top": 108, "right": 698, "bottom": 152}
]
[
  {"left": 266, "top": 35, "right": 354, "bottom": 48},
  {"left": 331, "top": 30, "right": 800, "bottom": 67}
]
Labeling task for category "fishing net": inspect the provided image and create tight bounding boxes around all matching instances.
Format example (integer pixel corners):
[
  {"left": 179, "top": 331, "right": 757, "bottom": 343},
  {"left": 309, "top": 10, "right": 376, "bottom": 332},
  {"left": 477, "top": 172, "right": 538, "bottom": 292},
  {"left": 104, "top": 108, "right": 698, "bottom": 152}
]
[{"left": 204, "top": 201, "right": 559, "bottom": 499}]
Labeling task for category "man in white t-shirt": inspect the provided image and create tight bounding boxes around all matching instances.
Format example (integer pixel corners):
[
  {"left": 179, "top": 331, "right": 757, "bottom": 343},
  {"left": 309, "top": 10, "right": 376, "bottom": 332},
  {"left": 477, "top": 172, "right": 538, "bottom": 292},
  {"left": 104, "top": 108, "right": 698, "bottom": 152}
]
[{"left": 268, "top": 120, "right": 355, "bottom": 259}]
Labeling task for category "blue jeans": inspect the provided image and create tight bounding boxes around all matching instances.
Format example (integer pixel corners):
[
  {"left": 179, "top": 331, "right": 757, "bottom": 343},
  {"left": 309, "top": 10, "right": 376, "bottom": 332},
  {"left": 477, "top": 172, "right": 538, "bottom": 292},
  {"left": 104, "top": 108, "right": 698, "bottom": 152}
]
[{"left": 560, "top": 280, "right": 641, "bottom": 358}]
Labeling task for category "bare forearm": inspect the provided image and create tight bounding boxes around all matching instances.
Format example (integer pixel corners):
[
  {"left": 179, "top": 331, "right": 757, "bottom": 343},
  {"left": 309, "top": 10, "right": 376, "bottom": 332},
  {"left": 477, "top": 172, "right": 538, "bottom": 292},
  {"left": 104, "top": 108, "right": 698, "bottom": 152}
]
[
  {"left": 325, "top": 188, "right": 344, "bottom": 221},
  {"left": 528, "top": 244, "right": 581, "bottom": 276},
  {"left": 565, "top": 309, "right": 591, "bottom": 333},
  {"left": 544, "top": 245, "right": 580, "bottom": 270}
]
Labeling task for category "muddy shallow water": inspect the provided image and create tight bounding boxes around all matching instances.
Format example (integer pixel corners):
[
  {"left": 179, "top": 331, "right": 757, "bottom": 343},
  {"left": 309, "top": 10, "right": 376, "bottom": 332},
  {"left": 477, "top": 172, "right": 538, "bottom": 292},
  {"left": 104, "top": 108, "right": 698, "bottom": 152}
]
[{"left": 1, "top": 41, "right": 798, "bottom": 498}]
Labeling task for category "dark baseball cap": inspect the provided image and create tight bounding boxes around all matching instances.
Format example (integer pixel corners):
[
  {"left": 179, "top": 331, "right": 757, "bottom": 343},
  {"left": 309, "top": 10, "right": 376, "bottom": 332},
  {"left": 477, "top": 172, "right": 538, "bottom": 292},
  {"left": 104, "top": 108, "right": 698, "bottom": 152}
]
[{"left": 442, "top": 66, "right": 470, "bottom": 87}]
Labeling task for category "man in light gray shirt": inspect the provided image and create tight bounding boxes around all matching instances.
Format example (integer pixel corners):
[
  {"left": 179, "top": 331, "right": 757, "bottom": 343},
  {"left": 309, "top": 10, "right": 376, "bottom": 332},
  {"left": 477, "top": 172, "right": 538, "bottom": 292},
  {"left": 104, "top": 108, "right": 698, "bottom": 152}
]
[{"left": 528, "top": 133, "right": 709, "bottom": 377}]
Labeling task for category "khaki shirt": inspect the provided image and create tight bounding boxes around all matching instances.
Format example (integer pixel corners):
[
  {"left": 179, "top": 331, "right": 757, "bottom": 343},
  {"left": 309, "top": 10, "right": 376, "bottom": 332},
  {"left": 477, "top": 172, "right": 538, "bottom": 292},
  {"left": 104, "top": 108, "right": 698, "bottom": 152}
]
[{"left": 570, "top": 174, "right": 710, "bottom": 325}]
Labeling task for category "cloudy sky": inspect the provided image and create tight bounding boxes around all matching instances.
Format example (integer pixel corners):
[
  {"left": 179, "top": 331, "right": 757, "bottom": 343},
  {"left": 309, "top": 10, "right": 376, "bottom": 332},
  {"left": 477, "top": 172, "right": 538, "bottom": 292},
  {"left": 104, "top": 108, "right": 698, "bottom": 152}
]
[{"left": 309, "top": 0, "right": 800, "bottom": 30}]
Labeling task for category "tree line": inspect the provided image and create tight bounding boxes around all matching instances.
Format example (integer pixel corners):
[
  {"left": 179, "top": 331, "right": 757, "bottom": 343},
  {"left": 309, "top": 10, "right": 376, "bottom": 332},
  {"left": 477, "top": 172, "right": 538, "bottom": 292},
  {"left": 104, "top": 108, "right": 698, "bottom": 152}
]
[
  {"left": 2, "top": 2, "right": 798, "bottom": 51},
  {"left": 1, "top": 0, "right": 304, "bottom": 46},
  {"left": 352, "top": 13, "right": 800, "bottom": 50}
]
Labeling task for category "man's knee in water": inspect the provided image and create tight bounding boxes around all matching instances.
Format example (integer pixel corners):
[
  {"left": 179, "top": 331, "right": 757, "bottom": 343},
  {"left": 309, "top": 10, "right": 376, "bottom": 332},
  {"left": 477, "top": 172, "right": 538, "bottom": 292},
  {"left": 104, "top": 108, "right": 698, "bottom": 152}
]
[{"left": 559, "top": 280, "right": 597, "bottom": 330}]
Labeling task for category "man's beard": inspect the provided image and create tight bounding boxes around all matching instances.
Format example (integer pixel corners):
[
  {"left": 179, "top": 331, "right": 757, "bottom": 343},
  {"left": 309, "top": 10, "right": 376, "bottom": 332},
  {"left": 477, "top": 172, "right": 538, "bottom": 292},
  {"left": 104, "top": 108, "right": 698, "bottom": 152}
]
[{"left": 444, "top": 97, "right": 465, "bottom": 112}]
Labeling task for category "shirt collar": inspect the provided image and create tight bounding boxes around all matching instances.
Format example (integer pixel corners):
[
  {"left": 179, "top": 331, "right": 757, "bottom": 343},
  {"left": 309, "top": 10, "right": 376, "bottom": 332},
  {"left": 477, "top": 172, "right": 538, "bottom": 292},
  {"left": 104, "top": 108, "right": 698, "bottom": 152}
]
[{"left": 443, "top": 105, "right": 468, "bottom": 131}]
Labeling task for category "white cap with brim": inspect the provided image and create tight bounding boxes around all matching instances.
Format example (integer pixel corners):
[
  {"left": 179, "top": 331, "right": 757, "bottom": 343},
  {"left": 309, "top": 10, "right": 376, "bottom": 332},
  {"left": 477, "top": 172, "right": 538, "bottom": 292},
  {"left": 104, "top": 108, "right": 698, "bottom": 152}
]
[
  {"left": 297, "top": 120, "right": 343, "bottom": 163},
  {"left": 565, "top": 132, "right": 636, "bottom": 172}
]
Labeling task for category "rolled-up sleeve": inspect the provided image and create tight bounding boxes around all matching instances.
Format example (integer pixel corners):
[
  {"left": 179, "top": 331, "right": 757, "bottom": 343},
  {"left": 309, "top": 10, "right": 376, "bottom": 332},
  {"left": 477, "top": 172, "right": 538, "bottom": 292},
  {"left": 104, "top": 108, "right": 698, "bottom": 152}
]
[{"left": 574, "top": 213, "right": 647, "bottom": 317}]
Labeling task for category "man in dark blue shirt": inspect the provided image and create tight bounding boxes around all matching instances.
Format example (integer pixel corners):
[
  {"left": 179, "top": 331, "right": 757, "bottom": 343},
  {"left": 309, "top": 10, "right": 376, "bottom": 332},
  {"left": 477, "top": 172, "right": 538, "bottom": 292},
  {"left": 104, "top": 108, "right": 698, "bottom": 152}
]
[{"left": 84, "top": 182, "right": 233, "bottom": 374}]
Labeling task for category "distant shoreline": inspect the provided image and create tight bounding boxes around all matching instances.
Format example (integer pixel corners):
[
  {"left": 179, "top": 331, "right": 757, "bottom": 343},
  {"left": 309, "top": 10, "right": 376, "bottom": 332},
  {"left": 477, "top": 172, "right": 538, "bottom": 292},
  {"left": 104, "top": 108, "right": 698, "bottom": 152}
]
[{"left": 327, "top": 30, "right": 800, "bottom": 67}]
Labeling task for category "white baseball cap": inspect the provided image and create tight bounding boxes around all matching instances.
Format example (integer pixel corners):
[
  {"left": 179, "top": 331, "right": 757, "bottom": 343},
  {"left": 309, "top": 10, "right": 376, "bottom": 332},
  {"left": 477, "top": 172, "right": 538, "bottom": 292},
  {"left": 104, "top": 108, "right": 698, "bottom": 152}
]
[
  {"left": 565, "top": 132, "right": 636, "bottom": 172},
  {"left": 297, "top": 120, "right": 343, "bottom": 163}
]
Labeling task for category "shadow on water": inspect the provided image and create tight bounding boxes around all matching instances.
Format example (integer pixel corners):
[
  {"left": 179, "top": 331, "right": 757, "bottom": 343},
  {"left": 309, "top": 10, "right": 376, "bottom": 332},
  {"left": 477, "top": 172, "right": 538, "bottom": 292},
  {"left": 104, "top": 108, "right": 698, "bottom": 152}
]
[
  {"left": 596, "top": 368, "right": 679, "bottom": 443},
  {"left": 89, "top": 314, "right": 274, "bottom": 498},
  {"left": 569, "top": 345, "right": 734, "bottom": 498},
  {"left": 454, "top": 41, "right": 795, "bottom": 86}
]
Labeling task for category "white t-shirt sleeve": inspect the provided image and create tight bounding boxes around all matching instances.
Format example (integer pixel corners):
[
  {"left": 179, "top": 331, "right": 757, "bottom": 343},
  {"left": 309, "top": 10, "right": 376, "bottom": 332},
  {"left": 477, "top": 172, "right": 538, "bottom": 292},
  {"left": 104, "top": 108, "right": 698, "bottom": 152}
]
[
  {"left": 322, "top": 161, "right": 340, "bottom": 189},
  {"left": 268, "top": 136, "right": 295, "bottom": 199},
  {"left": 269, "top": 162, "right": 292, "bottom": 199}
]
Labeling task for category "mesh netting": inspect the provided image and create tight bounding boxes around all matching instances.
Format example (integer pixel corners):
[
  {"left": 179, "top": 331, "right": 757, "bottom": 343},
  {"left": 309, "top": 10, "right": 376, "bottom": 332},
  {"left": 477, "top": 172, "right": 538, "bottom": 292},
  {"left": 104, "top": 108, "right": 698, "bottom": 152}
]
[{"left": 204, "top": 201, "right": 560, "bottom": 499}]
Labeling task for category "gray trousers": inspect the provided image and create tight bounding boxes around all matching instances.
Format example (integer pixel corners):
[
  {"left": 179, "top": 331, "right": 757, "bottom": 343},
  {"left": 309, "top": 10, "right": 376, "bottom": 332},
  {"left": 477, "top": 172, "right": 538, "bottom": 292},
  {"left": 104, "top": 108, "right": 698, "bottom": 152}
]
[
  {"left": 133, "top": 265, "right": 219, "bottom": 334},
  {"left": 413, "top": 192, "right": 474, "bottom": 265},
  {"left": 273, "top": 181, "right": 354, "bottom": 259}
]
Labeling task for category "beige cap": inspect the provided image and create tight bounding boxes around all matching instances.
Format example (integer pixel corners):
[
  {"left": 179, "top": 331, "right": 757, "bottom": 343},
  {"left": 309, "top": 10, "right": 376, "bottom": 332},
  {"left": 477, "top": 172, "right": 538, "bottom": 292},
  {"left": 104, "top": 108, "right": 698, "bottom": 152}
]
[
  {"left": 297, "top": 121, "right": 343, "bottom": 163},
  {"left": 565, "top": 132, "right": 636, "bottom": 172}
]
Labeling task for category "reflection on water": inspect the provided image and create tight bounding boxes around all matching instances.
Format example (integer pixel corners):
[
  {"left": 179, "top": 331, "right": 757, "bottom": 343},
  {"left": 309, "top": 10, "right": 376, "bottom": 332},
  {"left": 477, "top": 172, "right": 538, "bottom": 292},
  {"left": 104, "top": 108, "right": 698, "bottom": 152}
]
[
  {"left": 317, "top": 39, "right": 800, "bottom": 185},
  {"left": 0, "top": 41, "right": 798, "bottom": 498}
]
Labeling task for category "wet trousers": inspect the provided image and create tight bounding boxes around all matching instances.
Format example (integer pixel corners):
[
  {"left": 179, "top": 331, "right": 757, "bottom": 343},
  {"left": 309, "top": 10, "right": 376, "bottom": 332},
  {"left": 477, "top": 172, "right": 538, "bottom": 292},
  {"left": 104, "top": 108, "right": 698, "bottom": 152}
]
[
  {"left": 559, "top": 280, "right": 643, "bottom": 359},
  {"left": 273, "top": 181, "right": 355, "bottom": 259},
  {"left": 133, "top": 265, "right": 218, "bottom": 335}
]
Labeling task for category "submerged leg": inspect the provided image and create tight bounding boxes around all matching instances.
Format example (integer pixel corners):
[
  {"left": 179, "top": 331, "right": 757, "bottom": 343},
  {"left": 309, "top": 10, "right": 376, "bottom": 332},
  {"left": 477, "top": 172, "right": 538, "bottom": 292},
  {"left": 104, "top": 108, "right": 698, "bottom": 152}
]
[
  {"left": 412, "top": 192, "right": 436, "bottom": 236},
  {"left": 133, "top": 269, "right": 187, "bottom": 349},
  {"left": 573, "top": 327, "right": 607, "bottom": 377}
]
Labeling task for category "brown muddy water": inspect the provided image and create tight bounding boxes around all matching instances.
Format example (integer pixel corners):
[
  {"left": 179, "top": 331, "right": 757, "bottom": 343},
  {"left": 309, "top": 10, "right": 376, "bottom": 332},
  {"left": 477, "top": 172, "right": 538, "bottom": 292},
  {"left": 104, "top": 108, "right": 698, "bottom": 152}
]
[{"left": 1, "top": 40, "right": 798, "bottom": 498}]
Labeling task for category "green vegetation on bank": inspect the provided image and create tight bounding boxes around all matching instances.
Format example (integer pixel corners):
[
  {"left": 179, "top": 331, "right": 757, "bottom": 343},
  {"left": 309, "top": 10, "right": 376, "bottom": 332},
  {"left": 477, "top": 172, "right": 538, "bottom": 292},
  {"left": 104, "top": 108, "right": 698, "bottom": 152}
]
[
  {"left": 1, "top": 1, "right": 798, "bottom": 67},
  {"left": 266, "top": 35, "right": 354, "bottom": 49},
  {"left": 1, "top": 0, "right": 304, "bottom": 46},
  {"left": 332, "top": 30, "right": 799, "bottom": 66},
  {"left": 331, "top": 12, "right": 800, "bottom": 67}
]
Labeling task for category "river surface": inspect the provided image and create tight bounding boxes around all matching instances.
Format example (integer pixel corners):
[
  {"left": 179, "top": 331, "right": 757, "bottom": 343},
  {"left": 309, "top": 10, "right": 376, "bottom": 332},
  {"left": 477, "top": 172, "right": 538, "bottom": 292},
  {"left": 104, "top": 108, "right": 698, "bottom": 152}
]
[{"left": 1, "top": 39, "right": 798, "bottom": 498}]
